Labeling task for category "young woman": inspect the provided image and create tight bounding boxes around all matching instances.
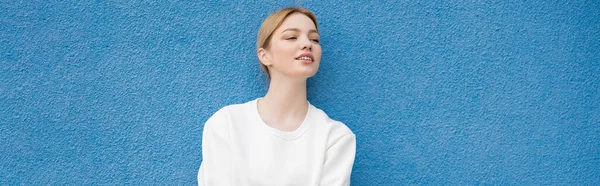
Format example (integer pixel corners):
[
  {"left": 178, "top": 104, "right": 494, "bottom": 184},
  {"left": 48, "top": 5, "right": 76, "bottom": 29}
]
[{"left": 198, "top": 7, "right": 356, "bottom": 186}]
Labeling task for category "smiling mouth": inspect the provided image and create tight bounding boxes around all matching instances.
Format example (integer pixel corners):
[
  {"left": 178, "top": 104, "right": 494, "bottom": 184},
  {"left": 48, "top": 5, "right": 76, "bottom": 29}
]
[{"left": 295, "top": 56, "right": 313, "bottom": 61}]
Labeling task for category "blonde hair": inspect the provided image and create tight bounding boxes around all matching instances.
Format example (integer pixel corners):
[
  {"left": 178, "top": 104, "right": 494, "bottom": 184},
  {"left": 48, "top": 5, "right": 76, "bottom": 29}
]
[{"left": 256, "top": 7, "right": 319, "bottom": 79}]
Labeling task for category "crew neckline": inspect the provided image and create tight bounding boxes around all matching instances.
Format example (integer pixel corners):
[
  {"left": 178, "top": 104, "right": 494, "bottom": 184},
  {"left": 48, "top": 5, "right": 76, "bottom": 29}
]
[{"left": 251, "top": 98, "right": 312, "bottom": 141}]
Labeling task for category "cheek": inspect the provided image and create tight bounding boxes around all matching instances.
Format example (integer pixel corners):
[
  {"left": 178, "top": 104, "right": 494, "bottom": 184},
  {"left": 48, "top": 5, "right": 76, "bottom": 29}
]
[
  {"left": 314, "top": 46, "right": 323, "bottom": 60},
  {"left": 271, "top": 43, "right": 296, "bottom": 60}
]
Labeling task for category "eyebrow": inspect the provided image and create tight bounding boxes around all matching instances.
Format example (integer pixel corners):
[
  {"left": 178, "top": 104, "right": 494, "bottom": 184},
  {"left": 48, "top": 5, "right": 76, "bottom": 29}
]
[{"left": 281, "top": 28, "right": 319, "bottom": 35}]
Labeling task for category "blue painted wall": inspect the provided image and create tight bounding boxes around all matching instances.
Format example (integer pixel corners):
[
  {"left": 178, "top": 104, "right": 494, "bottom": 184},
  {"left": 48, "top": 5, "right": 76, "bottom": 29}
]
[{"left": 1, "top": 1, "right": 598, "bottom": 185}]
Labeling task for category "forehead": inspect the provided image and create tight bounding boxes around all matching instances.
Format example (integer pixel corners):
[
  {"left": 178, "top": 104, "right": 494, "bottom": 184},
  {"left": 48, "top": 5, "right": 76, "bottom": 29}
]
[{"left": 276, "top": 13, "right": 317, "bottom": 32}]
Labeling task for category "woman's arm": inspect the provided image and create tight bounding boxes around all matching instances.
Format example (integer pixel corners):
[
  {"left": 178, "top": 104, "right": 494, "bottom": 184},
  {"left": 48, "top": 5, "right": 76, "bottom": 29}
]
[
  {"left": 197, "top": 109, "right": 232, "bottom": 186},
  {"left": 319, "top": 134, "right": 357, "bottom": 186}
]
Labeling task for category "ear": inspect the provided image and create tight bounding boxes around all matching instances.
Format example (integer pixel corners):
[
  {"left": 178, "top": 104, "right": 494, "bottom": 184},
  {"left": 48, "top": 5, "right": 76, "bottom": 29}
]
[{"left": 257, "top": 48, "right": 272, "bottom": 67}]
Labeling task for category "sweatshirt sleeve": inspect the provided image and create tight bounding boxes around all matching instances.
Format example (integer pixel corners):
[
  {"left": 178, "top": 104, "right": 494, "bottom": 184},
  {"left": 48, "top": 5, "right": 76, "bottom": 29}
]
[
  {"left": 198, "top": 109, "right": 232, "bottom": 186},
  {"left": 319, "top": 134, "right": 357, "bottom": 186}
]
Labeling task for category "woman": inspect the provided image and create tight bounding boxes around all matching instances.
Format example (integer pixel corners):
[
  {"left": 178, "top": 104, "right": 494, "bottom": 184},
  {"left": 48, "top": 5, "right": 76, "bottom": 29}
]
[{"left": 198, "top": 7, "right": 356, "bottom": 186}]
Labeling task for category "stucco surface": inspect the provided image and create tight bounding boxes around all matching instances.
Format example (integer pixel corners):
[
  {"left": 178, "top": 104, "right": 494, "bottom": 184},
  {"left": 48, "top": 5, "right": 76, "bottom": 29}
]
[{"left": 1, "top": 1, "right": 599, "bottom": 185}]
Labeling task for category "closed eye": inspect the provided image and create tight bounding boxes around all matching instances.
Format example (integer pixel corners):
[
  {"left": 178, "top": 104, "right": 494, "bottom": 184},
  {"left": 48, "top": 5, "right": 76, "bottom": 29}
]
[
  {"left": 311, "top": 39, "right": 320, "bottom": 43},
  {"left": 286, "top": 37, "right": 297, "bottom": 40}
]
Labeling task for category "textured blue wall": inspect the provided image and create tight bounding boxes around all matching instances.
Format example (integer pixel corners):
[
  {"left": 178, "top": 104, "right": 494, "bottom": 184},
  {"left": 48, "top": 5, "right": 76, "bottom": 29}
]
[{"left": 1, "top": 0, "right": 599, "bottom": 185}]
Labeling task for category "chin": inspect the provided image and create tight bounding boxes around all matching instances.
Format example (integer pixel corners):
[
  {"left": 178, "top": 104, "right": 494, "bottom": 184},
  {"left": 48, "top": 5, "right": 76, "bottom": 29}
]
[
  {"left": 298, "top": 67, "right": 319, "bottom": 78},
  {"left": 276, "top": 64, "right": 320, "bottom": 79},
  {"left": 285, "top": 70, "right": 316, "bottom": 80}
]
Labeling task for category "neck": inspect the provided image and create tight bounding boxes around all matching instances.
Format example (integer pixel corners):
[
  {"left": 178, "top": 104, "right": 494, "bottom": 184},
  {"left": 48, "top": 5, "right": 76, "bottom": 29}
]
[
  {"left": 257, "top": 75, "right": 309, "bottom": 131},
  {"left": 262, "top": 75, "right": 308, "bottom": 114}
]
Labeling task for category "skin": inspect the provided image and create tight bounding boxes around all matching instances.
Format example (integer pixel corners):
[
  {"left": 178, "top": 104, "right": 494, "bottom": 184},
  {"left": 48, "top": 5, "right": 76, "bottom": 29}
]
[{"left": 257, "top": 13, "right": 322, "bottom": 132}]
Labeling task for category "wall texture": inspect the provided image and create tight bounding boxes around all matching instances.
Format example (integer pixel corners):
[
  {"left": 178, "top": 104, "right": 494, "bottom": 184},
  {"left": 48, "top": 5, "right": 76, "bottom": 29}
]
[{"left": 1, "top": 0, "right": 599, "bottom": 185}]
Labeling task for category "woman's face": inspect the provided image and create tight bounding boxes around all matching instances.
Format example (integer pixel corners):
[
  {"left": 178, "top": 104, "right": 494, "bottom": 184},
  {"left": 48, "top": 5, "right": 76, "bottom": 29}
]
[{"left": 260, "top": 13, "right": 321, "bottom": 80}]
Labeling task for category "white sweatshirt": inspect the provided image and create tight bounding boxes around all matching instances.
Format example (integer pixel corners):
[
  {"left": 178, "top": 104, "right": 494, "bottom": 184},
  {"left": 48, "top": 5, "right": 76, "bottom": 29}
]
[{"left": 198, "top": 98, "right": 356, "bottom": 186}]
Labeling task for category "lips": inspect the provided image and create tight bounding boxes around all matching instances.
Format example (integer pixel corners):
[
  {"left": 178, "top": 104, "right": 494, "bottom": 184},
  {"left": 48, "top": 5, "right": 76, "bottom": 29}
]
[{"left": 295, "top": 53, "right": 314, "bottom": 62}]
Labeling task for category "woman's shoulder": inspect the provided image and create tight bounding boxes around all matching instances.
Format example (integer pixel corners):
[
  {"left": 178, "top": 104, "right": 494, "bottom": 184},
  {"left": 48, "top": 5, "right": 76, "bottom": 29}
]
[
  {"left": 204, "top": 99, "right": 257, "bottom": 128},
  {"left": 310, "top": 105, "right": 354, "bottom": 137},
  {"left": 213, "top": 102, "right": 251, "bottom": 115}
]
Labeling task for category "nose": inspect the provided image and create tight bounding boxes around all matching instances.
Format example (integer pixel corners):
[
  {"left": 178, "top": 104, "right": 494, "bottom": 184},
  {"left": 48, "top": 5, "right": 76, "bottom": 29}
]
[{"left": 300, "top": 36, "right": 312, "bottom": 51}]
